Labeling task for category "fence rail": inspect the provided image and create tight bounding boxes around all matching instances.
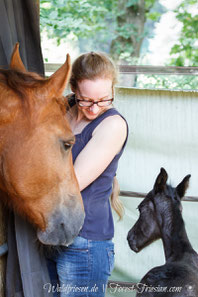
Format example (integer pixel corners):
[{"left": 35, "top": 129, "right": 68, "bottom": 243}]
[
  {"left": 119, "top": 65, "right": 198, "bottom": 75},
  {"left": 120, "top": 191, "right": 198, "bottom": 202},
  {"left": 44, "top": 64, "right": 198, "bottom": 76}
]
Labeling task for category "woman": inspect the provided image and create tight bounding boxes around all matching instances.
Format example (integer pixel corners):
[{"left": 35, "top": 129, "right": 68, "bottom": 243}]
[{"left": 47, "top": 52, "right": 128, "bottom": 297}]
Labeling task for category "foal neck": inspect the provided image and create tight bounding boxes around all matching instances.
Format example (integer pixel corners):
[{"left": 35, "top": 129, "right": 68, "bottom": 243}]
[{"left": 160, "top": 203, "right": 194, "bottom": 262}]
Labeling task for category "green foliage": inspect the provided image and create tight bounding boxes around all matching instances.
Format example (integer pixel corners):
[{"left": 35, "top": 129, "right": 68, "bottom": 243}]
[
  {"left": 136, "top": 74, "right": 198, "bottom": 90},
  {"left": 147, "top": 12, "right": 161, "bottom": 21},
  {"left": 40, "top": 0, "right": 109, "bottom": 42},
  {"left": 40, "top": 0, "right": 160, "bottom": 60},
  {"left": 40, "top": 0, "right": 197, "bottom": 89},
  {"left": 169, "top": 0, "right": 198, "bottom": 66},
  {"left": 126, "top": 0, "right": 139, "bottom": 8},
  {"left": 117, "top": 24, "right": 138, "bottom": 39}
]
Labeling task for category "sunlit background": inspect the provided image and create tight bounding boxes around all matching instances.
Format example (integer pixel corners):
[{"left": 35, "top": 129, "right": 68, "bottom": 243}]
[{"left": 40, "top": 0, "right": 198, "bottom": 90}]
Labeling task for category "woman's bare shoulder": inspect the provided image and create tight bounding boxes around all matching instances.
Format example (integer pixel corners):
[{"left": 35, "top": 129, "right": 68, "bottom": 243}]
[{"left": 93, "top": 114, "right": 127, "bottom": 136}]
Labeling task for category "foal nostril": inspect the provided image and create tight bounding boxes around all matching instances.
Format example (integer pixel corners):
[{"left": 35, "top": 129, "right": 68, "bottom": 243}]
[
  {"left": 132, "top": 245, "right": 139, "bottom": 252},
  {"left": 128, "top": 239, "right": 139, "bottom": 252},
  {"left": 127, "top": 231, "right": 139, "bottom": 252}
]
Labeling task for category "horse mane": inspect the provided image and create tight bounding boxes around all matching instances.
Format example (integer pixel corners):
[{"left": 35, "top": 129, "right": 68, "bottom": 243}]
[
  {"left": 0, "top": 69, "right": 69, "bottom": 115},
  {"left": 0, "top": 68, "right": 45, "bottom": 99}
]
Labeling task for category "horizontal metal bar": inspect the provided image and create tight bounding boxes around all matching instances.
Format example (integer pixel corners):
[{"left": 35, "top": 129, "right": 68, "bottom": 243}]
[
  {"left": 0, "top": 243, "right": 8, "bottom": 257},
  {"left": 44, "top": 63, "right": 198, "bottom": 76},
  {"left": 119, "top": 65, "right": 198, "bottom": 75},
  {"left": 120, "top": 191, "right": 198, "bottom": 202},
  {"left": 45, "top": 63, "right": 62, "bottom": 72}
]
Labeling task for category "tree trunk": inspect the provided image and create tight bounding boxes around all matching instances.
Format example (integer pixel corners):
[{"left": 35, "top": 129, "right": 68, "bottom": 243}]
[
  {"left": 110, "top": 0, "right": 146, "bottom": 60},
  {"left": 110, "top": 0, "right": 146, "bottom": 86}
]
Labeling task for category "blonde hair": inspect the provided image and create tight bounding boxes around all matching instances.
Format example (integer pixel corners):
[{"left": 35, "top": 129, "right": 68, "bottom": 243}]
[
  {"left": 110, "top": 176, "right": 124, "bottom": 220},
  {"left": 70, "top": 52, "right": 118, "bottom": 90}
]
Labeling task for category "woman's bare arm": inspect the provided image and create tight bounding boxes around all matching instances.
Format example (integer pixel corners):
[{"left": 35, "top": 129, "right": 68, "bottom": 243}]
[{"left": 74, "top": 115, "right": 127, "bottom": 191}]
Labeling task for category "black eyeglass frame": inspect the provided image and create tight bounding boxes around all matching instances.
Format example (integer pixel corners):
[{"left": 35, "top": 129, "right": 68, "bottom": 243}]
[{"left": 75, "top": 97, "right": 114, "bottom": 107}]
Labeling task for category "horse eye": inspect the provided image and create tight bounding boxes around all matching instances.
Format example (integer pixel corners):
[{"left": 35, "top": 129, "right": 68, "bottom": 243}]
[{"left": 62, "top": 141, "right": 73, "bottom": 151}]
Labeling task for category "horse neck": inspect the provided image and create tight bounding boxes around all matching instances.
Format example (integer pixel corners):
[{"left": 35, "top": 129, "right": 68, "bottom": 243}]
[{"left": 160, "top": 205, "right": 194, "bottom": 262}]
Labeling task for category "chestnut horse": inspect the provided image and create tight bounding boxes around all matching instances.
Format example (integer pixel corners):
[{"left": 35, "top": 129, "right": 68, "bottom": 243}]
[{"left": 0, "top": 44, "right": 84, "bottom": 246}]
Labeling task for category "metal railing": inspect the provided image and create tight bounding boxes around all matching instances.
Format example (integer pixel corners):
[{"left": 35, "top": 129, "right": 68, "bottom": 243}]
[
  {"left": 44, "top": 63, "right": 198, "bottom": 76},
  {"left": 120, "top": 191, "right": 198, "bottom": 202}
]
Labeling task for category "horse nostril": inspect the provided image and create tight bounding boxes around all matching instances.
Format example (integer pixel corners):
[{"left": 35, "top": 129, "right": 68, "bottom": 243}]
[{"left": 60, "top": 222, "right": 65, "bottom": 229}]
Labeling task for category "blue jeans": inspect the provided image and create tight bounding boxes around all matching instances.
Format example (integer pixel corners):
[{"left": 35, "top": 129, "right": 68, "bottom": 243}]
[{"left": 45, "top": 236, "right": 115, "bottom": 297}]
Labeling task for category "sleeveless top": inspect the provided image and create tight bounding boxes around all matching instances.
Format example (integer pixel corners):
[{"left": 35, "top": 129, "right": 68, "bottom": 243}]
[{"left": 71, "top": 102, "right": 128, "bottom": 240}]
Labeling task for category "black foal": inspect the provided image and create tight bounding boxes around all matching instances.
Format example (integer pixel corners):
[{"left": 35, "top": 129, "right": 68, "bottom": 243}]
[{"left": 127, "top": 168, "right": 198, "bottom": 297}]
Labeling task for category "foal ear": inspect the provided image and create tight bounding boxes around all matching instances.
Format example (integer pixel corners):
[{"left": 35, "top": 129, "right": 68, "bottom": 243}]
[
  {"left": 45, "top": 54, "right": 71, "bottom": 98},
  {"left": 154, "top": 168, "right": 168, "bottom": 193},
  {"left": 10, "top": 43, "right": 26, "bottom": 72},
  {"left": 176, "top": 174, "right": 191, "bottom": 199}
]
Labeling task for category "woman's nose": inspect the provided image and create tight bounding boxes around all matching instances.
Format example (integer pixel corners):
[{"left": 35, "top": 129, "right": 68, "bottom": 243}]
[{"left": 90, "top": 103, "right": 100, "bottom": 113}]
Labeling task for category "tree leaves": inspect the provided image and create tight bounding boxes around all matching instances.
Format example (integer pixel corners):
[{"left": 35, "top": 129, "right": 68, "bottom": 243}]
[
  {"left": 40, "top": 0, "right": 109, "bottom": 39},
  {"left": 126, "top": 0, "right": 139, "bottom": 8},
  {"left": 169, "top": 1, "right": 198, "bottom": 66},
  {"left": 40, "top": 0, "right": 197, "bottom": 69}
]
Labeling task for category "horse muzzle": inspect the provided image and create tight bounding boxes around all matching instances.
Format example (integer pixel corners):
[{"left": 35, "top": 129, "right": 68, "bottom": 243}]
[
  {"left": 127, "top": 230, "right": 140, "bottom": 253},
  {"left": 37, "top": 203, "right": 85, "bottom": 246}
]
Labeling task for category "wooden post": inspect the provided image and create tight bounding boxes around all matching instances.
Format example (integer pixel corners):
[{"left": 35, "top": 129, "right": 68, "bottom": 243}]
[{"left": 0, "top": 201, "right": 6, "bottom": 297}]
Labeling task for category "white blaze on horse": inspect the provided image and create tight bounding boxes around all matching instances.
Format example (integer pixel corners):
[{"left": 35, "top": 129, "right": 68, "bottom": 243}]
[{"left": 0, "top": 43, "right": 84, "bottom": 246}]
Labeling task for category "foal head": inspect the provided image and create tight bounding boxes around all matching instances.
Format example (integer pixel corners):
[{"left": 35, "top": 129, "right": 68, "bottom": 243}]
[
  {"left": 0, "top": 44, "right": 84, "bottom": 246},
  {"left": 127, "top": 168, "right": 190, "bottom": 252}
]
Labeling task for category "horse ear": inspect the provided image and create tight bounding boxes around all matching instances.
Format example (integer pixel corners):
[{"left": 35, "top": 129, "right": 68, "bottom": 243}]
[
  {"left": 154, "top": 168, "right": 168, "bottom": 193},
  {"left": 176, "top": 174, "right": 191, "bottom": 199},
  {"left": 45, "top": 54, "right": 71, "bottom": 98},
  {"left": 10, "top": 43, "right": 26, "bottom": 72}
]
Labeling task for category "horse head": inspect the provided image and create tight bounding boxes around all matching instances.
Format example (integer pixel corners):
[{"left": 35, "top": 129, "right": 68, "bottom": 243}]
[
  {"left": 127, "top": 168, "right": 190, "bottom": 253},
  {"left": 0, "top": 43, "right": 84, "bottom": 246}
]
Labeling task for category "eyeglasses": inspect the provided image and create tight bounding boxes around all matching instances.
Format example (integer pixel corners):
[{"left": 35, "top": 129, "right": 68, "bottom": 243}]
[{"left": 75, "top": 97, "right": 114, "bottom": 108}]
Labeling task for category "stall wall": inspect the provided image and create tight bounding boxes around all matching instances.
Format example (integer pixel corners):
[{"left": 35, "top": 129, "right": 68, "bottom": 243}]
[{"left": 106, "top": 87, "right": 198, "bottom": 297}]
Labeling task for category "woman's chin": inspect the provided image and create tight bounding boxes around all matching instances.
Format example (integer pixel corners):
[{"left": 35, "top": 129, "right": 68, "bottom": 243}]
[{"left": 83, "top": 111, "right": 100, "bottom": 120}]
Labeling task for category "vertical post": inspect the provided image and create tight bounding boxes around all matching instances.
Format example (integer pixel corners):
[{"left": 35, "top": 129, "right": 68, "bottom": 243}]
[
  {"left": 36, "top": 0, "right": 40, "bottom": 17},
  {"left": 0, "top": 201, "right": 6, "bottom": 297}
]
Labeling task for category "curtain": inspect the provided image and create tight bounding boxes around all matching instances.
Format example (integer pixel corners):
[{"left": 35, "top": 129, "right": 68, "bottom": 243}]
[{"left": 0, "top": 0, "right": 44, "bottom": 74}]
